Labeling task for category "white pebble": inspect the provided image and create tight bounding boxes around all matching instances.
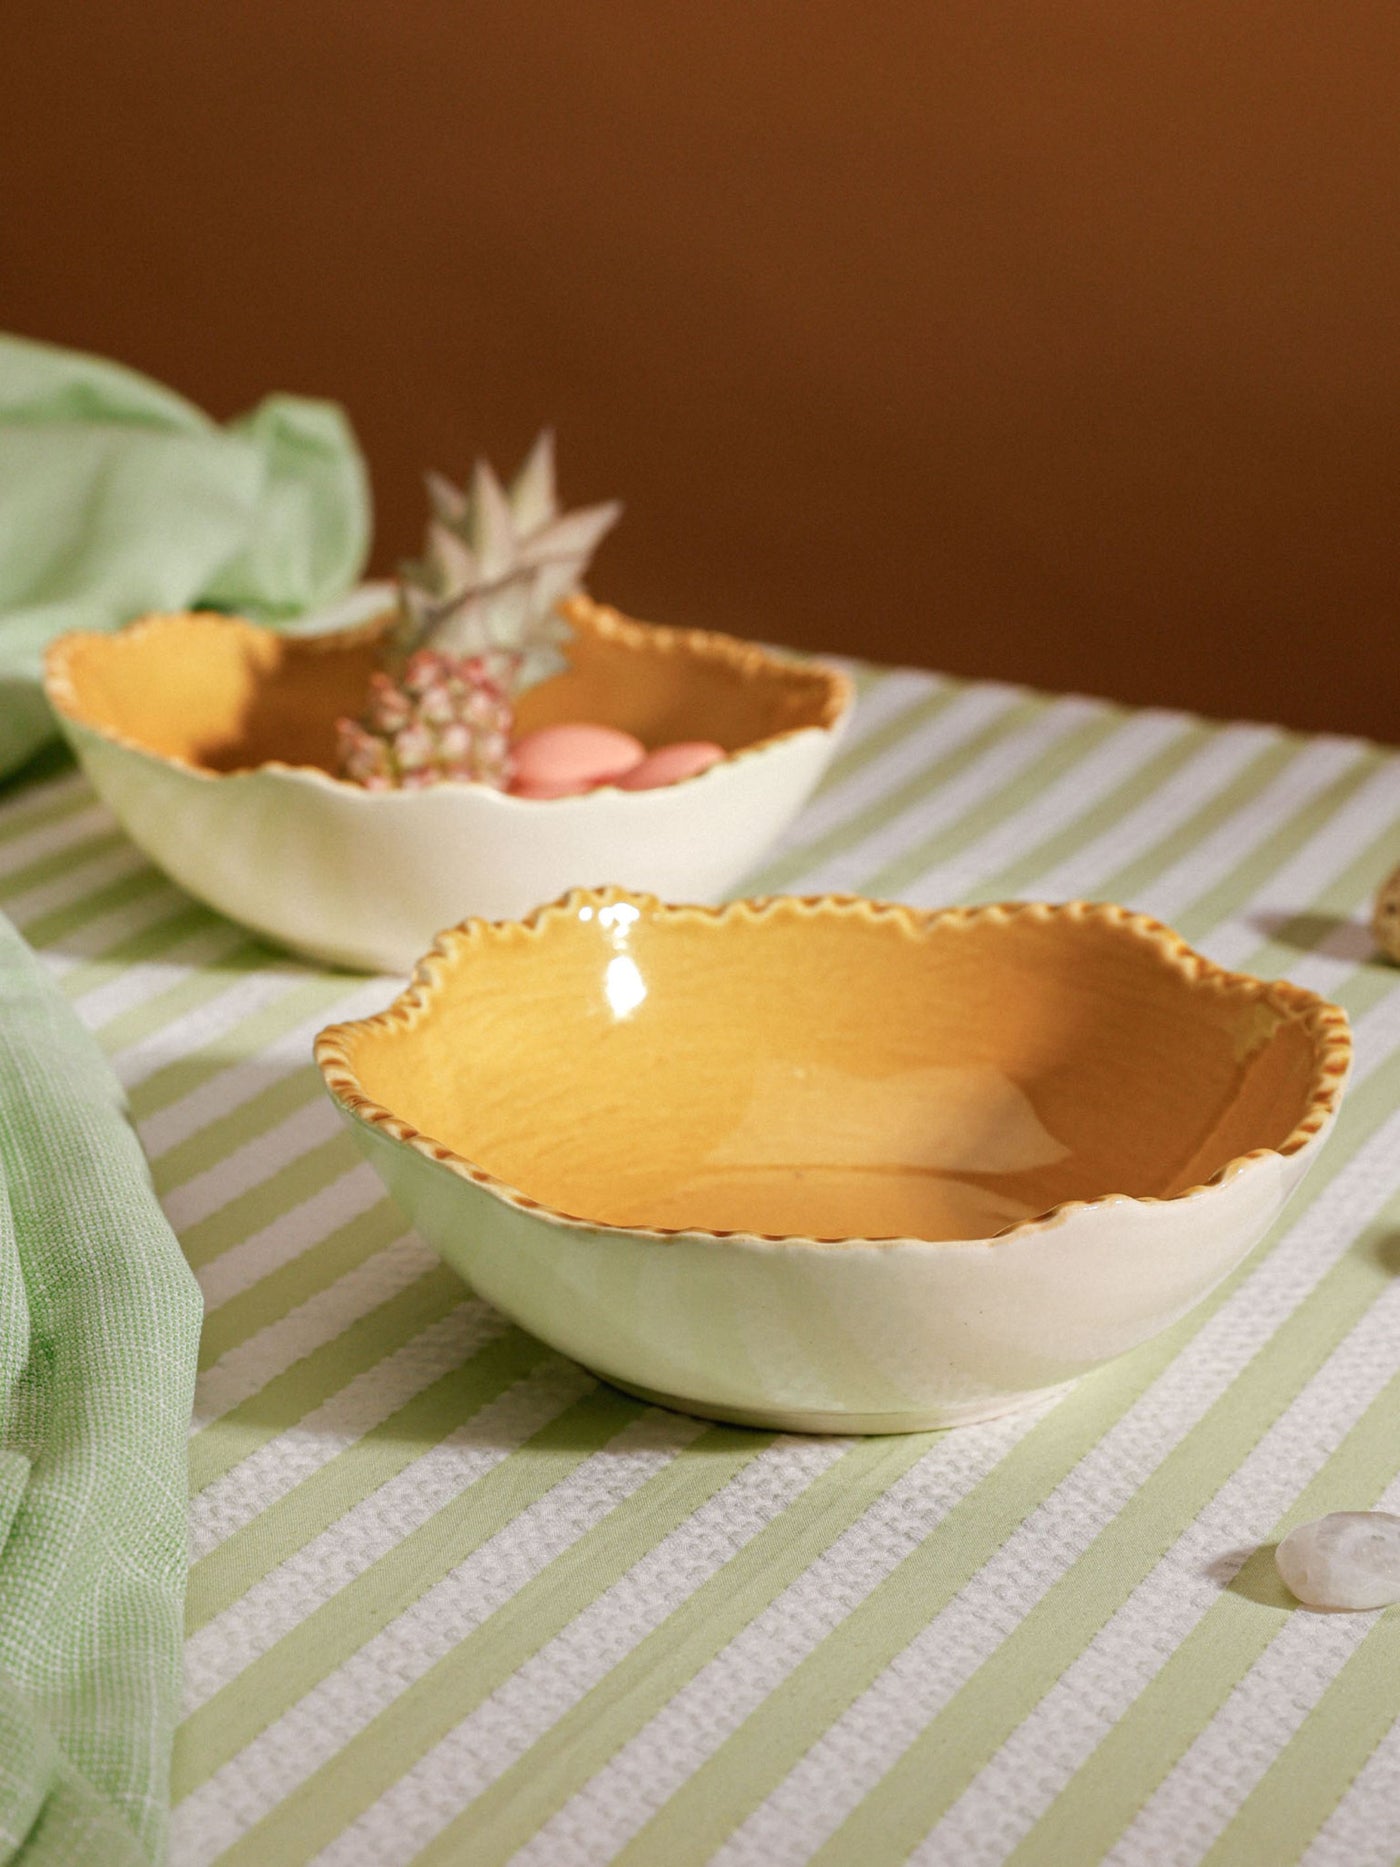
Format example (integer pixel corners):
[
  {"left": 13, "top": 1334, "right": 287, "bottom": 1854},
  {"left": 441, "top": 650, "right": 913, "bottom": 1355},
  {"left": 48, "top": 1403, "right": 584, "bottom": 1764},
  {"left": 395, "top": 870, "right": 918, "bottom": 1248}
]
[{"left": 1275, "top": 1512, "right": 1400, "bottom": 1610}]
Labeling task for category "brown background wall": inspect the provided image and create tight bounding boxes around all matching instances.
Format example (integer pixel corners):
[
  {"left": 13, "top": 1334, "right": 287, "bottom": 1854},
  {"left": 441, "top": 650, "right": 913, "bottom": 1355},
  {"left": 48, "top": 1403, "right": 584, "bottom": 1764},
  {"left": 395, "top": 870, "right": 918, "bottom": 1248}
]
[{"left": 4, "top": 3, "right": 1399, "bottom": 740}]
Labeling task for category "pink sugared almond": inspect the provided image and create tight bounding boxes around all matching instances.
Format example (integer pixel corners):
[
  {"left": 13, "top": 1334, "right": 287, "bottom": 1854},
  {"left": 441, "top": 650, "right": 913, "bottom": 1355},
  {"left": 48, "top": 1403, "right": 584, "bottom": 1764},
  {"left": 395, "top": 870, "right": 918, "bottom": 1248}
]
[
  {"left": 510, "top": 724, "right": 646, "bottom": 793},
  {"left": 510, "top": 775, "right": 596, "bottom": 800},
  {"left": 507, "top": 725, "right": 730, "bottom": 798},
  {"left": 616, "top": 741, "right": 726, "bottom": 790}
]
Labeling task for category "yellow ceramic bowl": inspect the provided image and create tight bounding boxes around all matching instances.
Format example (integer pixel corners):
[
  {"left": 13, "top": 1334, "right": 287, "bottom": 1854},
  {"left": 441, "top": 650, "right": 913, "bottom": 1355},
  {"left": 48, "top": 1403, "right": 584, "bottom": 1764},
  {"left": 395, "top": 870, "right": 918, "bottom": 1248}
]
[
  {"left": 315, "top": 889, "right": 1350, "bottom": 1434},
  {"left": 43, "top": 597, "right": 851, "bottom": 972}
]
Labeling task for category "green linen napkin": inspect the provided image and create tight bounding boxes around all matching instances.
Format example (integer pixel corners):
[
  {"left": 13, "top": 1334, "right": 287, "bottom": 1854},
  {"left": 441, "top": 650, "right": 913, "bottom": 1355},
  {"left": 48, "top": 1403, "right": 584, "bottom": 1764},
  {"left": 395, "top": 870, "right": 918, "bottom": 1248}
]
[
  {"left": 0, "top": 332, "right": 371, "bottom": 778},
  {"left": 0, "top": 909, "right": 202, "bottom": 1864}
]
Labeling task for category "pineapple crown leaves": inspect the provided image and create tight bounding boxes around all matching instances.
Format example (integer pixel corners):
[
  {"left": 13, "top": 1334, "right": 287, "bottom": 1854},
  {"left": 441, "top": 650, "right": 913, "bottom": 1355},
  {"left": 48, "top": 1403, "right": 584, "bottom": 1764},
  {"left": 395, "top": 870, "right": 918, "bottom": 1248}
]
[{"left": 396, "top": 430, "right": 621, "bottom": 691}]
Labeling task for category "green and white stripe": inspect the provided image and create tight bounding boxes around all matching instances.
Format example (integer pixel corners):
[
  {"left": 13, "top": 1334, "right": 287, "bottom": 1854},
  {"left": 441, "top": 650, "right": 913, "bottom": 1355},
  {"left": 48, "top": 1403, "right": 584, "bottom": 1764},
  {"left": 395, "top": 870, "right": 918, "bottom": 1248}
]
[{"left": 3, "top": 663, "right": 1397, "bottom": 1867}]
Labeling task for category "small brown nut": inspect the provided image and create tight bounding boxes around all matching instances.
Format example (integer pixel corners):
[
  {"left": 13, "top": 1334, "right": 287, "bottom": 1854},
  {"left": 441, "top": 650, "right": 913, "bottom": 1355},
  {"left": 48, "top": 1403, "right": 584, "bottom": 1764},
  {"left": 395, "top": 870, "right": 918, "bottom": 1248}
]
[{"left": 1373, "top": 863, "right": 1400, "bottom": 964}]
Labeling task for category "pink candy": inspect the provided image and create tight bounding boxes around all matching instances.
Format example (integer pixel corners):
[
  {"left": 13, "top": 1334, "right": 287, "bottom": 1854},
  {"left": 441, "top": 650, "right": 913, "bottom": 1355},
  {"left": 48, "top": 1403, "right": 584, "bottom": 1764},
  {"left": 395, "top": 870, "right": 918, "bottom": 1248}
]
[
  {"left": 509, "top": 775, "right": 600, "bottom": 800},
  {"left": 508, "top": 724, "right": 726, "bottom": 798},
  {"left": 511, "top": 724, "right": 645, "bottom": 796},
  {"left": 616, "top": 741, "right": 726, "bottom": 789}
]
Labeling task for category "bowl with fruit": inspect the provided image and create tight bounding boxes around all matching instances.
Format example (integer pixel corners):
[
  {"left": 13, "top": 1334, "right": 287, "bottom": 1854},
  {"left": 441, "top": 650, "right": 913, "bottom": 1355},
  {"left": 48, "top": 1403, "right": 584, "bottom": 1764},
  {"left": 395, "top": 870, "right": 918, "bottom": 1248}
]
[{"left": 44, "top": 437, "right": 851, "bottom": 972}]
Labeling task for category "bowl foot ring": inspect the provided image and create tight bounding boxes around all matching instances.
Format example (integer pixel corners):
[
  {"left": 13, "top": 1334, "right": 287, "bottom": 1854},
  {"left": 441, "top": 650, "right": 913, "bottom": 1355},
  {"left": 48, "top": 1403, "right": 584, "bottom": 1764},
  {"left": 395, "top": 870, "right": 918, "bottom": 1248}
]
[{"left": 600, "top": 1374, "right": 1078, "bottom": 1437}]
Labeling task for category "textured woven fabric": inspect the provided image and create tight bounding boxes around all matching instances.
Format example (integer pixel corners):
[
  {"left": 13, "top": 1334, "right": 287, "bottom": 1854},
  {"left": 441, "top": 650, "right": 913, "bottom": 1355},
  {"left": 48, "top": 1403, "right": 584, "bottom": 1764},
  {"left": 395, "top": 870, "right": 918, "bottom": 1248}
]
[
  {"left": 0, "top": 333, "right": 371, "bottom": 777},
  {"left": 2, "top": 665, "right": 1398, "bottom": 1866},
  {"left": 0, "top": 906, "right": 202, "bottom": 1864}
]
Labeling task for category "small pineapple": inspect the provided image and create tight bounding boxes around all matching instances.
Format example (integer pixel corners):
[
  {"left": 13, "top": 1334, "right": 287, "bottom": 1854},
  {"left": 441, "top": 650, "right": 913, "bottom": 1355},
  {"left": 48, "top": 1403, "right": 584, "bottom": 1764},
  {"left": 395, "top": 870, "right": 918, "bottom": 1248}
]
[
  {"left": 337, "top": 649, "right": 516, "bottom": 790},
  {"left": 336, "top": 432, "right": 620, "bottom": 790}
]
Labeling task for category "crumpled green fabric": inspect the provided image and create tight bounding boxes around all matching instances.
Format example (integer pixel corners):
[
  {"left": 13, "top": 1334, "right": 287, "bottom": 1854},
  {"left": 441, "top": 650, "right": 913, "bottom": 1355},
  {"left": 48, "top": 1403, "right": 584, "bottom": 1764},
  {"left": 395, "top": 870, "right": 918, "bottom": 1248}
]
[
  {"left": 0, "top": 908, "right": 202, "bottom": 1864},
  {"left": 0, "top": 332, "right": 371, "bottom": 777}
]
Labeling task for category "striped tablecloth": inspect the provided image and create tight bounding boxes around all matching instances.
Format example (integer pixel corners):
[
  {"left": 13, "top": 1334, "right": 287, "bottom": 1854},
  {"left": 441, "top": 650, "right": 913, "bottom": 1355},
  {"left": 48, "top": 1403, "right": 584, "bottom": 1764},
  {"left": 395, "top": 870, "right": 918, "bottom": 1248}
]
[{"left": 5, "top": 661, "right": 1400, "bottom": 1867}]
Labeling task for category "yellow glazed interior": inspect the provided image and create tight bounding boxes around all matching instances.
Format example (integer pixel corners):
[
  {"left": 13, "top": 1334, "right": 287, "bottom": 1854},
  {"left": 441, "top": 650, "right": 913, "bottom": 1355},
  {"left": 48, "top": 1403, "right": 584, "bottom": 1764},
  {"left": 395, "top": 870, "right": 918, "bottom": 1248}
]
[
  {"left": 44, "top": 596, "right": 847, "bottom": 778},
  {"left": 318, "top": 892, "right": 1350, "bottom": 1245}
]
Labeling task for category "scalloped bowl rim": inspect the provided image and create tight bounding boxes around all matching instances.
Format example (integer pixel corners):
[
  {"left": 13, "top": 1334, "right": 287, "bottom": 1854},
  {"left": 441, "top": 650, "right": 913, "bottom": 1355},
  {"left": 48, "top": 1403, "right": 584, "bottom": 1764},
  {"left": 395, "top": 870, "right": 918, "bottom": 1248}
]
[
  {"left": 314, "top": 890, "right": 1353, "bottom": 1253},
  {"left": 42, "top": 604, "right": 854, "bottom": 805}
]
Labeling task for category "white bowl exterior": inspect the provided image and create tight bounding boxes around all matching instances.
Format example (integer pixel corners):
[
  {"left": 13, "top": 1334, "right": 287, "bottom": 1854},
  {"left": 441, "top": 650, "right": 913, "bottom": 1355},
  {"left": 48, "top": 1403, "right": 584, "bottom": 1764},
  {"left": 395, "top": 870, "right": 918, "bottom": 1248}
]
[
  {"left": 336, "top": 1099, "right": 1329, "bottom": 1433},
  {"left": 61, "top": 717, "right": 845, "bottom": 972}
]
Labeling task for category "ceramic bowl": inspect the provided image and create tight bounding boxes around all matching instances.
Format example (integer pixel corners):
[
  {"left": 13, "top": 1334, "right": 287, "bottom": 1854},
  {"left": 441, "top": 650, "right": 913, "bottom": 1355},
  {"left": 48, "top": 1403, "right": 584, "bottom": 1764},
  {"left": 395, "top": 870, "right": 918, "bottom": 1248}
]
[
  {"left": 315, "top": 889, "right": 1351, "bottom": 1434},
  {"left": 43, "top": 597, "right": 851, "bottom": 972}
]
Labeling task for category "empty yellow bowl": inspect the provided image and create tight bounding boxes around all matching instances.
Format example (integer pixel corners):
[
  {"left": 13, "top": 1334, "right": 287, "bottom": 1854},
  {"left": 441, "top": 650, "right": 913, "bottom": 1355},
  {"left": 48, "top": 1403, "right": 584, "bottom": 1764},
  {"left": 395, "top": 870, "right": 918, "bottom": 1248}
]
[
  {"left": 43, "top": 598, "right": 850, "bottom": 972},
  {"left": 315, "top": 889, "right": 1350, "bottom": 1433}
]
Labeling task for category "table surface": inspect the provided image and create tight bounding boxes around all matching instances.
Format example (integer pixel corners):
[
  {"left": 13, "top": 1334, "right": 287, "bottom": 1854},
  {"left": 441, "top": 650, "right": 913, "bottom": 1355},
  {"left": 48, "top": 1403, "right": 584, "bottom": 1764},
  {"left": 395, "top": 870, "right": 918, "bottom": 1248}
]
[{"left": 5, "top": 662, "right": 1400, "bottom": 1867}]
